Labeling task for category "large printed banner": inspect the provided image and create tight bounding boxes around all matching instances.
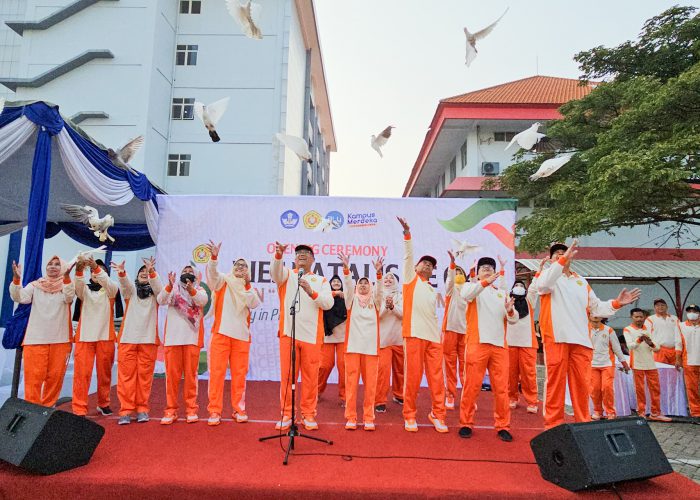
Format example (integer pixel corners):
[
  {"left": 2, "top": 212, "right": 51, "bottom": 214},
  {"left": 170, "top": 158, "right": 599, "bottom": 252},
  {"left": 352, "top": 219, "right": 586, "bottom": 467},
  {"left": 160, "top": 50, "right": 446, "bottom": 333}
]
[{"left": 156, "top": 195, "right": 516, "bottom": 382}]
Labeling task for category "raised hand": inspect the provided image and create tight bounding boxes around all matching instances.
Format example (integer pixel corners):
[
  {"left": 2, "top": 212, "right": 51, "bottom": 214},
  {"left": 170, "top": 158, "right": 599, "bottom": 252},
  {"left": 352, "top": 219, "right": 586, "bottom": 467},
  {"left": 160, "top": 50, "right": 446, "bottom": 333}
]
[
  {"left": 64, "top": 261, "right": 76, "bottom": 279},
  {"left": 497, "top": 255, "right": 506, "bottom": 269},
  {"left": 372, "top": 256, "right": 384, "bottom": 273},
  {"left": 538, "top": 257, "right": 548, "bottom": 272},
  {"left": 11, "top": 261, "right": 21, "bottom": 280},
  {"left": 111, "top": 260, "right": 126, "bottom": 274},
  {"left": 396, "top": 217, "right": 410, "bottom": 233},
  {"left": 562, "top": 239, "right": 579, "bottom": 262},
  {"left": 274, "top": 241, "right": 288, "bottom": 255},
  {"left": 86, "top": 256, "right": 98, "bottom": 270},
  {"left": 616, "top": 287, "right": 641, "bottom": 306},
  {"left": 338, "top": 251, "right": 350, "bottom": 269},
  {"left": 168, "top": 271, "right": 176, "bottom": 287},
  {"left": 505, "top": 296, "right": 515, "bottom": 314},
  {"left": 206, "top": 240, "right": 222, "bottom": 258},
  {"left": 195, "top": 270, "right": 202, "bottom": 287},
  {"left": 448, "top": 250, "right": 455, "bottom": 264},
  {"left": 142, "top": 256, "right": 155, "bottom": 273},
  {"left": 385, "top": 295, "right": 394, "bottom": 310}
]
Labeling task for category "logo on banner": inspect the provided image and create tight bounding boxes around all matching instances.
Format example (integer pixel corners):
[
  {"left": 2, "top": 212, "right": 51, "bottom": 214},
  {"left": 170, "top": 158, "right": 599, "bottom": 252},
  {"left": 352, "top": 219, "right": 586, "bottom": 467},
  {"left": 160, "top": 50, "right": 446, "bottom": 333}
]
[
  {"left": 346, "top": 211, "right": 378, "bottom": 228},
  {"left": 303, "top": 210, "right": 322, "bottom": 229},
  {"left": 280, "top": 210, "right": 300, "bottom": 229},
  {"left": 192, "top": 244, "right": 211, "bottom": 263},
  {"left": 324, "top": 210, "right": 344, "bottom": 230}
]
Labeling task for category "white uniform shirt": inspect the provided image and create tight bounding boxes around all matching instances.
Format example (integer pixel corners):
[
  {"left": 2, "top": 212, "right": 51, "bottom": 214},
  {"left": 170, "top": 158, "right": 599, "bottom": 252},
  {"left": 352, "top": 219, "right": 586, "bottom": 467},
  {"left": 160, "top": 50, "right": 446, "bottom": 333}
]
[
  {"left": 680, "top": 321, "right": 700, "bottom": 366},
  {"left": 10, "top": 278, "right": 74, "bottom": 345},
  {"left": 443, "top": 264, "right": 467, "bottom": 334},
  {"left": 401, "top": 236, "right": 440, "bottom": 343},
  {"left": 75, "top": 268, "right": 118, "bottom": 342},
  {"left": 461, "top": 279, "right": 518, "bottom": 347},
  {"left": 117, "top": 272, "right": 163, "bottom": 344},
  {"left": 623, "top": 324, "right": 660, "bottom": 370},
  {"left": 379, "top": 292, "right": 403, "bottom": 348},
  {"left": 343, "top": 271, "right": 382, "bottom": 355},
  {"left": 590, "top": 324, "right": 625, "bottom": 368},
  {"left": 506, "top": 280, "right": 538, "bottom": 348},
  {"left": 157, "top": 284, "right": 208, "bottom": 346},
  {"left": 645, "top": 314, "right": 682, "bottom": 350}
]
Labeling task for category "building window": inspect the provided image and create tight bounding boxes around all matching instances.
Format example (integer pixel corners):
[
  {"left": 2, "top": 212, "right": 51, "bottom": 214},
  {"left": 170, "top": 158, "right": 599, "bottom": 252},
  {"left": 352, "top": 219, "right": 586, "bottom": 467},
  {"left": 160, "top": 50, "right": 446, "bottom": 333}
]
[
  {"left": 171, "top": 98, "right": 195, "bottom": 120},
  {"left": 179, "top": 1, "right": 201, "bottom": 13},
  {"left": 168, "top": 154, "right": 191, "bottom": 176},
  {"left": 494, "top": 132, "right": 517, "bottom": 142},
  {"left": 449, "top": 158, "right": 457, "bottom": 183},
  {"left": 176, "top": 44, "right": 198, "bottom": 66},
  {"left": 460, "top": 141, "right": 467, "bottom": 168},
  {"left": 437, "top": 175, "right": 444, "bottom": 197}
]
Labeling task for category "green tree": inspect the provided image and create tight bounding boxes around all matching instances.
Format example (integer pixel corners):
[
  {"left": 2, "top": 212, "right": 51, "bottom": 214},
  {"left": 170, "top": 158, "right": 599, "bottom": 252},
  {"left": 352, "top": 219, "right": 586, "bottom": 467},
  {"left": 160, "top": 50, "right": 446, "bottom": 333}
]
[{"left": 497, "top": 6, "right": 700, "bottom": 252}]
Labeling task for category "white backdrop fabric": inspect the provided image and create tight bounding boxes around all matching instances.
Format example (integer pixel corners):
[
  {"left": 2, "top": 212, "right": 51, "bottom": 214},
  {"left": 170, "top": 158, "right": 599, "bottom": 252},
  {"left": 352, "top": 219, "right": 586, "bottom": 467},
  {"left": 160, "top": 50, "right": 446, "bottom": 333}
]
[{"left": 155, "top": 195, "right": 516, "bottom": 382}]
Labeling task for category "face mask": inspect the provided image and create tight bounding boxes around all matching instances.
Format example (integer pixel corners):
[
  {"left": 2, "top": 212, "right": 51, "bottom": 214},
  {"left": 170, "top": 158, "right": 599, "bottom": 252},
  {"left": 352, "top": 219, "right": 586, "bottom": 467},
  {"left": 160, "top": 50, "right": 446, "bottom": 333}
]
[
  {"left": 688, "top": 312, "right": 699, "bottom": 321},
  {"left": 511, "top": 286, "right": 526, "bottom": 296},
  {"left": 455, "top": 275, "right": 466, "bottom": 285},
  {"left": 180, "top": 273, "right": 196, "bottom": 284}
]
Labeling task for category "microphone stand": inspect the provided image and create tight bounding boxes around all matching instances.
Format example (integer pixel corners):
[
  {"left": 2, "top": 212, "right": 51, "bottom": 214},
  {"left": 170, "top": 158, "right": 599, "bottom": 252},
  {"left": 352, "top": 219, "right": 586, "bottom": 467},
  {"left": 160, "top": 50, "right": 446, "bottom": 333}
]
[{"left": 259, "top": 269, "right": 332, "bottom": 465}]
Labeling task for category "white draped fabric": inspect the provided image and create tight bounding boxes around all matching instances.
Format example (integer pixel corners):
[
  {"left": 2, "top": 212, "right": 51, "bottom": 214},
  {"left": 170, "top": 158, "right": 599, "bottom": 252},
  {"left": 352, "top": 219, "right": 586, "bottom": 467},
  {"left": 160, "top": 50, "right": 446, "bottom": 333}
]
[
  {"left": 0, "top": 117, "right": 37, "bottom": 166},
  {"left": 144, "top": 200, "right": 159, "bottom": 244}
]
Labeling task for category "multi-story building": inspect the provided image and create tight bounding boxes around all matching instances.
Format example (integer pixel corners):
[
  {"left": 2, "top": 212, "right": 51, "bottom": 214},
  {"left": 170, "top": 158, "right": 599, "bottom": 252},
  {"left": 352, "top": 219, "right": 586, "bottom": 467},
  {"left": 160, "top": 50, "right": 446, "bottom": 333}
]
[{"left": 403, "top": 75, "right": 700, "bottom": 330}]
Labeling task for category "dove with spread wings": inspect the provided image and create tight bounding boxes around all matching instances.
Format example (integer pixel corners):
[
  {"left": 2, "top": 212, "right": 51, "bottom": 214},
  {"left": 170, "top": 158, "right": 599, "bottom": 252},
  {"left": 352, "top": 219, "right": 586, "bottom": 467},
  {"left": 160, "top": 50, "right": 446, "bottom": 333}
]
[
  {"left": 194, "top": 97, "right": 229, "bottom": 142},
  {"left": 226, "top": 0, "right": 263, "bottom": 40},
  {"left": 107, "top": 136, "right": 144, "bottom": 175},
  {"left": 275, "top": 133, "right": 312, "bottom": 162},
  {"left": 464, "top": 8, "right": 508, "bottom": 67},
  {"left": 371, "top": 126, "right": 395, "bottom": 158},
  {"left": 60, "top": 204, "right": 115, "bottom": 243}
]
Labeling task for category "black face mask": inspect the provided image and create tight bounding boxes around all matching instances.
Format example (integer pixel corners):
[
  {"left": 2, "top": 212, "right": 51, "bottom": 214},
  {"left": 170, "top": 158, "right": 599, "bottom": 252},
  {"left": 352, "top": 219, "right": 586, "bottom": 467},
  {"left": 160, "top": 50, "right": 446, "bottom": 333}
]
[{"left": 180, "top": 273, "right": 196, "bottom": 285}]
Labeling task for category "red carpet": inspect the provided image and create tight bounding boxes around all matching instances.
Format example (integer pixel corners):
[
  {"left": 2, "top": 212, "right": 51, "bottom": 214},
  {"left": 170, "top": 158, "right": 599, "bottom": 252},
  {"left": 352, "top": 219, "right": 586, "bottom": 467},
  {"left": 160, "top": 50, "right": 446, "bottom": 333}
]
[{"left": 0, "top": 379, "right": 698, "bottom": 499}]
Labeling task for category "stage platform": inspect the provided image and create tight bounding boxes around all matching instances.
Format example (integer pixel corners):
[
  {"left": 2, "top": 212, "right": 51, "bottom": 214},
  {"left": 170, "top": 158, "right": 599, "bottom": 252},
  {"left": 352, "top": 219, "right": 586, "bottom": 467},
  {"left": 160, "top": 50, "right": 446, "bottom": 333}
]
[{"left": 0, "top": 380, "right": 697, "bottom": 499}]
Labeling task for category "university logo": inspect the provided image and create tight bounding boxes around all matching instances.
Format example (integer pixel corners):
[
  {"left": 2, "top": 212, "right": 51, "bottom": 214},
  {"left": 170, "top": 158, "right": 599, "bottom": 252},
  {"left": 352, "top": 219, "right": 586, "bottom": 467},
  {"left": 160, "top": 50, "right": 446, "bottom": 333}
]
[
  {"left": 280, "top": 210, "right": 300, "bottom": 229},
  {"left": 325, "top": 210, "right": 344, "bottom": 230},
  {"left": 192, "top": 244, "right": 211, "bottom": 264},
  {"left": 303, "top": 210, "right": 322, "bottom": 229}
]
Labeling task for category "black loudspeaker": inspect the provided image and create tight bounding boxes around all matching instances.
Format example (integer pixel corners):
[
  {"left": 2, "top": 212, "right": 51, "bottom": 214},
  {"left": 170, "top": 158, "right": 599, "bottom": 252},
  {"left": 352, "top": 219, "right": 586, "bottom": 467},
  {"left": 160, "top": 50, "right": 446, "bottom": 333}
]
[
  {"left": 530, "top": 417, "right": 673, "bottom": 491},
  {"left": 0, "top": 397, "right": 105, "bottom": 475}
]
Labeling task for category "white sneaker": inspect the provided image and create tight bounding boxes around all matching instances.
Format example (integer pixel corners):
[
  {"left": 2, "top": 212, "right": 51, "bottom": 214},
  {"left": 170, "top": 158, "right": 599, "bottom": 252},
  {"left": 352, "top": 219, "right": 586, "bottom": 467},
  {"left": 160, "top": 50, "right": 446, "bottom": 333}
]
[
  {"left": 345, "top": 419, "right": 357, "bottom": 430},
  {"left": 160, "top": 413, "right": 177, "bottom": 425},
  {"left": 275, "top": 417, "right": 292, "bottom": 430},
  {"left": 136, "top": 412, "right": 149, "bottom": 423},
  {"left": 117, "top": 415, "right": 131, "bottom": 425},
  {"left": 591, "top": 412, "right": 601, "bottom": 421},
  {"left": 363, "top": 421, "right": 376, "bottom": 431},
  {"left": 428, "top": 412, "right": 449, "bottom": 433},
  {"left": 186, "top": 414, "right": 199, "bottom": 424},
  {"left": 509, "top": 401, "right": 518, "bottom": 410},
  {"left": 526, "top": 405, "right": 538, "bottom": 414},
  {"left": 404, "top": 419, "right": 418, "bottom": 432},
  {"left": 233, "top": 411, "right": 248, "bottom": 423}
]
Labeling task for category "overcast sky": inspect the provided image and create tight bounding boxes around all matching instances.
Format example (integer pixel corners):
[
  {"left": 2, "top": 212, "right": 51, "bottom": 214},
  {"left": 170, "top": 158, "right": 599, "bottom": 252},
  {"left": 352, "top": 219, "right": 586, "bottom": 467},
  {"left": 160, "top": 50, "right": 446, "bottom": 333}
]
[{"left": 314, "top": 0, "right": 699, "bottom": 198}]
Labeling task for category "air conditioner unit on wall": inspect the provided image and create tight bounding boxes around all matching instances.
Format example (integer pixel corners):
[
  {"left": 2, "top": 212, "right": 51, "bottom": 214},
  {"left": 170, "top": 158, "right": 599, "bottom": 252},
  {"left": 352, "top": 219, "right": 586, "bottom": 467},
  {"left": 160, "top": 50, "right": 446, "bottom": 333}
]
[{"left": 481, "top": 162, "right": 500, "bottom": 176}]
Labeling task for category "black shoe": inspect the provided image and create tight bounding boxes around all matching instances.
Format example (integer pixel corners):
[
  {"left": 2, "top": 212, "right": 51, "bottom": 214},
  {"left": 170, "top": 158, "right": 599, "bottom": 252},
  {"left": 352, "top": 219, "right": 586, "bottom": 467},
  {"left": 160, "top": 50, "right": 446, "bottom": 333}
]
[
  {"left": 481, "top": 384, "right": 491, "bottom": 392},
  {"left": 392, "top": 396, "right": 404, "bottom": 405},
  {"left": 497, "top": 430, "right": 513, "bottom": 442},
  {"left": 97, "top": 406, "right": 113, "bottom": 416},
  {"left": 375, "top": 404, "right": 387, "bottom": 413},
  {"left": 459, "top": 426, "right": 472, "bottom": 438}
]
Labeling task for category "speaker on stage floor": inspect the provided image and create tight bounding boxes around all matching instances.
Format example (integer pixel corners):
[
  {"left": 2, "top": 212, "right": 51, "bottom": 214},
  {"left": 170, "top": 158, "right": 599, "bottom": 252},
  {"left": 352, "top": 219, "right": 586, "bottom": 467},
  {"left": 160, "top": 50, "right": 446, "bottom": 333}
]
[
  {"left": 530, "top": 417, "right": 673, "bottom": 491},
  {"left": 0, "top": 397, "right": 105, "bottom": 475}
]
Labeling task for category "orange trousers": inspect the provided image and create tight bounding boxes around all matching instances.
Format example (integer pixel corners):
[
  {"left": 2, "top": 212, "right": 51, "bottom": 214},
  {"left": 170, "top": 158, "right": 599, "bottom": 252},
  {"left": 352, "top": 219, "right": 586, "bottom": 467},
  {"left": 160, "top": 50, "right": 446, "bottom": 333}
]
[
  {"left": 589, "top": 366, "right": 616, "bottom": 417},
  {"left": 443, "top": 330, "right": 467, "bottom": 400},
  {"left": 344, "top": 352, "right": 379, "bottom": 423},
  {"left": 684, "top": 365, "right": 700, "bottom": 417},
  {"left": 376, "top": 345, "right": 404, "bottom": 405},
  {"left": 633, "top": 369, "right": 661, "bottom": 416},
  {"left": 117, "top": 343, "right": 157, "bottom": 416},
  {"left": 654, "top": 346, "right": 678, "bottom": 365},
  {"left": 403, "top": 337, "right": 446, "bottom": 421},
  {"left": 72, "top": 340, "right": 115, "bottom": 415},
  {"left": 318, "top": 342, "right": 345, "bottom": 401},
  {"left": 459, "top": 343, "right": 510, "bottom": 430},
  {"left": 23, "top": 343, "right": 72, "bottom": 407},
  {"left": 543, "top": 342, "right": 592, "bottom": 429},
  {"left": 164, "top": 344, "right": 201, "bottom": 416},
  {"left": 207, "top": 333, "right": 250, "bottom": 416},
  {"left": 508, "top": 346, "right": 538, "bottom": 406},
  {"left": 279, "top": 335, "right": 321, "bottom": 420}
]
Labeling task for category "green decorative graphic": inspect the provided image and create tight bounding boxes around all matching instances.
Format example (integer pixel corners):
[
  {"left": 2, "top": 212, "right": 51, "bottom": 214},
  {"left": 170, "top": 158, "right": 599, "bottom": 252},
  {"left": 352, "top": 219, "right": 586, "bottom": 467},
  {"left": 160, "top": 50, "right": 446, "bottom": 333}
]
[{"left": 437, "top": 199, "right": 516, "bottom": 233}]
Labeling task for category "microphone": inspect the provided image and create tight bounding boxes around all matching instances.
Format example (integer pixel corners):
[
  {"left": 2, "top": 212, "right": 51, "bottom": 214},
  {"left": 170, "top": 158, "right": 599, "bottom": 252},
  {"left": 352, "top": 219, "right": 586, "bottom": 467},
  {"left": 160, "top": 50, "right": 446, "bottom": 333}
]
[{"left": 298, "top": 268, "right": 305, "bottom": 278}]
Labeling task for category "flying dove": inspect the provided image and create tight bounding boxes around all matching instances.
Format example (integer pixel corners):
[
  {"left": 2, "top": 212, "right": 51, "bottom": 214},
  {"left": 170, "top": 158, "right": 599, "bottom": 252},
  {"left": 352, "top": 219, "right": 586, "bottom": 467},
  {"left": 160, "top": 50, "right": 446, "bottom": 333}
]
[
  {"left": 505, "top": 123, "right": 546, "bottom": 151},
  {"left": 314, "top": 217, "right": 338, "bottom": 233},
  {"left": 194, "top": 97, "right": 230, "bottom": 143},
  {"left": 107, "top": 136, "right": 144, "bottom": 175},
  {"left": 371, "top": 126, "right": 395, "bottom": 158},
  {"left": 451, "top": 239, "right": 481, "bottom": 260},
  {"left": 60, "top": 204, "right": 115, "bottom": 243},
  {"left": 464, "top": 8, "right": 508, "bottom": 67},
  {"left": 275, "top": 133, "right": 312, "bottom": 162},
  {"left": 67, "top": 245, "right": 108, "bottom": 268},
  {"left": 529, "top": 153, "right": 575, "bottom": 181},
  {"left": 226, "top": 0, "right": 263, "bottom": 40}
]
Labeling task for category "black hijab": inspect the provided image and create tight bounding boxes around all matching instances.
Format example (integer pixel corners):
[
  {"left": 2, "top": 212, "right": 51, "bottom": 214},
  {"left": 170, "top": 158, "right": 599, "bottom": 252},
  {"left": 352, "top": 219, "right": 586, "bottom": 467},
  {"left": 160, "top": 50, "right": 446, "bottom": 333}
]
[
  {"left": 323, "top": 274, "right": 347, "bottom": 336},
  {"left": 510, "top": 280, "right": 529, "bottom": 319},
  {"left": 135, "top": 265, "right": 154, "bottom": 299},
  {"left": 73, "top": 259, "right": 124, "bottom": 321}
]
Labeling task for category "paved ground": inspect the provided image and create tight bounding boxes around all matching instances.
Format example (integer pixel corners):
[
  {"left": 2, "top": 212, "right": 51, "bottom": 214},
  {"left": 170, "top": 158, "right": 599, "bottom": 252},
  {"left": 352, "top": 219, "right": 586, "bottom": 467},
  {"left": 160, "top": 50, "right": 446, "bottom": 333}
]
[{"left": 534, "top": 366, "right": 700, "bottom": 484}]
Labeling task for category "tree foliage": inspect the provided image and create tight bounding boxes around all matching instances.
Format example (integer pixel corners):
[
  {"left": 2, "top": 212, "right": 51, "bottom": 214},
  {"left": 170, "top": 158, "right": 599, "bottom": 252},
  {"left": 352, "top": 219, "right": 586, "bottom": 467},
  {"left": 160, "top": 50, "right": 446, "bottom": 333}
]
[{"left": 500, "top": 6, "right": 700, "bottom": 252}]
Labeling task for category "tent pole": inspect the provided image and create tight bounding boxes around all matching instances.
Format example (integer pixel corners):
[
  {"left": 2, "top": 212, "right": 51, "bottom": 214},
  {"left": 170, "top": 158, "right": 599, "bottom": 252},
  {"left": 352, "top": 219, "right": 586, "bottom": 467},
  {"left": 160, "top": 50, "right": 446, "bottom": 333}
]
[{"left": 674, "top": 278, "right": 683, "bottom": 318}]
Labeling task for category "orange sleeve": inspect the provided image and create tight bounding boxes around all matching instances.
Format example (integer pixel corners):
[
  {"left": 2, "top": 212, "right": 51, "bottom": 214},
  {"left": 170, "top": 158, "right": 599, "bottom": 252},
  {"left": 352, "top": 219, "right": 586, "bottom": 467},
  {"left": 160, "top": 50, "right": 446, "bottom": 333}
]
[
  {"left": 211, "top": 255, "right": 218, "bottom": 261},
  {"left": 75, "top": 270, "right": 84, "bottom": 277},
  {"left": 343, "top": 268, "right": 350, "bottom": 276},
  {"left": 12, "top": 277, "right": 20, "bottom": 285},
  {"left": 148, "top": 271, "right": 157, "bottom": 279},
  {"left": 310, "top": 291, "right": 319, "bottom": 300},
  {"left": 188, "top": 288, "right": 197, "bottom": 297},
  {"left": 244, "top": 283, "right": 252, "bottom": 291},
  {"left": 557, "top": 257, "right": 568, "bottom": 266},
  {"left": 63, "top": 276, "right": 71, "bottom": 284},
  {"left": 119, "top": 271, "right": 127, "bottom": 278},
  {"left": 611, "top": 300, "right": 621, "bottom": 309},
  {"left": 479, "top": 279, "right": 489, "bottom": 287},
  {"left": 449, "top": 262, "right": 456, "bottom": 270},
  {"left": 165, "top": 284, "right": 173, "bottom": 293},
  {"left": 403, "top": 232, "right": 411, "bottom": 240}
]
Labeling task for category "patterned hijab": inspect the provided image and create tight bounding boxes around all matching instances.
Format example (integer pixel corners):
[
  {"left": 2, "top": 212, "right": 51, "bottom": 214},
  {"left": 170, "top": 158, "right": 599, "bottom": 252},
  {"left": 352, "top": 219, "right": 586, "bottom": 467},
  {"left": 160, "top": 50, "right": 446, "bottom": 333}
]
[{"left": 32, "top": 255, "right": 68, "bottom": 294}]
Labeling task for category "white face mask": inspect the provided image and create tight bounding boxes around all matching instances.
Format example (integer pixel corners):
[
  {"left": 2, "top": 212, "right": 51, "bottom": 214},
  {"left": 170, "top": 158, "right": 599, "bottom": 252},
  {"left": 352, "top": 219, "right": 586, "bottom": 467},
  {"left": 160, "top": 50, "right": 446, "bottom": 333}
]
[
  {"left": 511, "top": 286, "right": 526, "bottom": 296},
  {"left": 688, "top": 312, "right": 699, "bottom": 321}
]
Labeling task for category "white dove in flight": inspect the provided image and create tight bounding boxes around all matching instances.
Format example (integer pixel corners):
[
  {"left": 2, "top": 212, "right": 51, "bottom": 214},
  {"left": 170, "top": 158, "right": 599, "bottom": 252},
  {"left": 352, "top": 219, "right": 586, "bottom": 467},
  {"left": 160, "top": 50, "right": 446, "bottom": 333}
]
[
  {"left": 67, "top": 245, "right": 108, "bottom": 268},
  {"left": 194, "top": 97, "right": 230, "bottom": 143},
  {"left": 226, "top": 0, "right": 263, "bottom": 40},
  {"left": 464, "top": 7, "right": 508, "bottom": 67},
  {"left": 505, "top": 123, "right": 546, "bottom": 151},
  {"left": 275, "top": 133, "right": 312, "bottom": 162},
  {"left": 371, "top": 126, "right": 395, "bottom": 158},
  {"left": 451, "top": 239, "right": 481, "bottom": 260},
  {"left": 529, "top": 153, "right": 575, "bottom": 181},
  {"left": 107, "top": 136, "right": 144, "bottom": 175},
  {"left": 314, "top": 217, "right": 338, "bottom": 233},
  {"left": 60, "top": 204, "right": 115, "bottom": 243}
]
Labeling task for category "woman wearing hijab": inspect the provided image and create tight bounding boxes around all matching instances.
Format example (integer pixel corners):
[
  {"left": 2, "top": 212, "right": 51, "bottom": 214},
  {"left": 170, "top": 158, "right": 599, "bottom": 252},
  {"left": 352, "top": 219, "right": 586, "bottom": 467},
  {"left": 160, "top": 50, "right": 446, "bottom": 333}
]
[
  {"left": 506, "top": 278, "right": 539, "bottom": 414},
  {"left": 111, "top": 257, "right": 163, "bottom": 425},
  {"left": 10, "top": 256, "right": 75, "bottom": 407},
  {"left": 204, "top": 242, "right": 261, "bottom": 426},
  {"left": 339, "top": 252, "right": 383, "bottom": 431},
  {"left": 157, "top": 265, "right": 208, "bottom": 424},
  {"left": 72, "top": 256, "right": 119, "bottom": 416},
  {"left": 375, "top": 271, "right": 403, "bottom": 413},
  {"left": 442, "top": 252, "right": 468, "bottom": 410},
  {"left": 318, "top": 274, "right": 347, "bottom": 405}
]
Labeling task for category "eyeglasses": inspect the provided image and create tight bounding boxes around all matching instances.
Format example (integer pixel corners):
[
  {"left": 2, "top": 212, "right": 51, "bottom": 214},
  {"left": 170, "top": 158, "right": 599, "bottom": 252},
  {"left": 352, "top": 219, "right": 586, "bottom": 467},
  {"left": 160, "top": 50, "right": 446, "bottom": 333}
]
[
  {"left": 295, "top": 250, "right": 313, "bottom": 256},
  {"left": 479, "top": 265, "right": 495, "bottom": 272},
  {"left": 233, "top": 261, "right": 248, "bottom": 268}
]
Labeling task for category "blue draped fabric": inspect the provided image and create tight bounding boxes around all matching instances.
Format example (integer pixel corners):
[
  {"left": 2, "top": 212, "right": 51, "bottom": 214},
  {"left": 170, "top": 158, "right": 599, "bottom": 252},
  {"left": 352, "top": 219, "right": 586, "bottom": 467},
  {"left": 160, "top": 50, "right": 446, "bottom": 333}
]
[
  {"left": 45, "top": 222, "right": 154, "bottom": 250},
  {"left": 0, "top": 230, "right": 22, "bottom": 328},
  {"left": 2, "top": 104, "right": 61, "bottom": 348}
]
